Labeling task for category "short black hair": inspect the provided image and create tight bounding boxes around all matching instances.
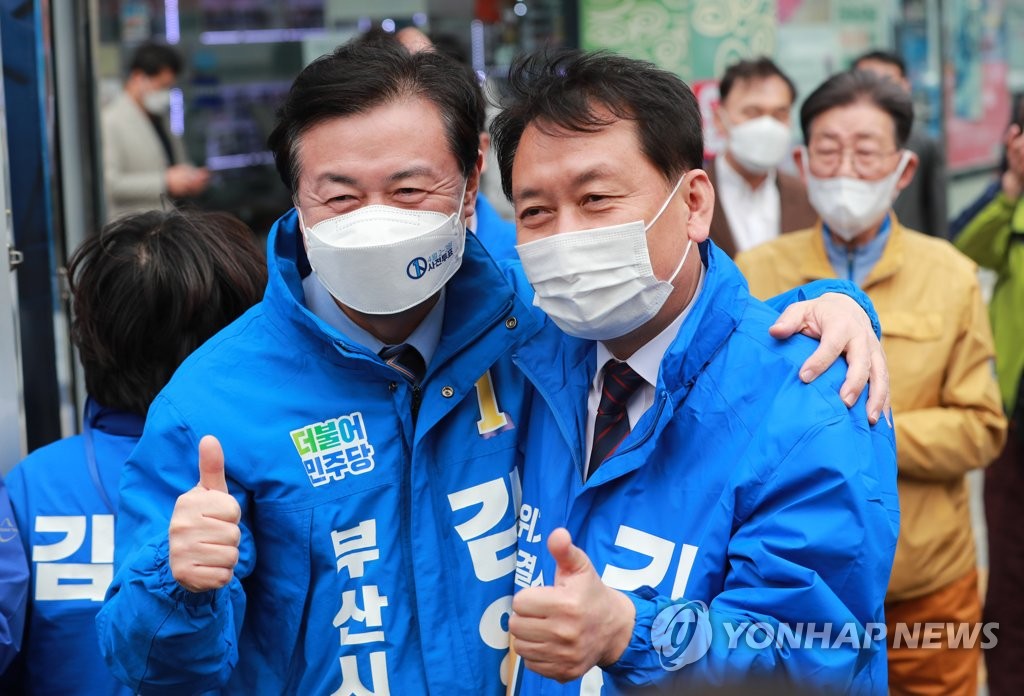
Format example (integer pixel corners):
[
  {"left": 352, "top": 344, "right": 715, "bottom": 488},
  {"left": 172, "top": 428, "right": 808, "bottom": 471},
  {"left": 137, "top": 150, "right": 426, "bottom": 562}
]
[
  {"left": 68, "top": 209, "right": 267, "bottom": 416},
  {"left": 267, "top": 41, "right": 481, "bottom": 194},
  {"left": 800, "top": 70, "right": 914, "bottom": 148},
  {"left": 128, "top": 41, "right": 183, "bottom": 77},
  {"left": 719, "top": 57, "right": 797, "bottom": 104},
  {"left": 852, "top": 50, "right": 907, "bottom": 78},
  {"left": 491, "top": 49, "right": 703, "bottom": 202}
]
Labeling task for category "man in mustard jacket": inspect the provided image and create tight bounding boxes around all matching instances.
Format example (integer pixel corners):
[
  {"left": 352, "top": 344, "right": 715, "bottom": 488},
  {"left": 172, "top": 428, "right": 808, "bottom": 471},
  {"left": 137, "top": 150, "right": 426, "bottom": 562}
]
[{"left": 737, "top": 70, "right": 1006, "bottom": 696}]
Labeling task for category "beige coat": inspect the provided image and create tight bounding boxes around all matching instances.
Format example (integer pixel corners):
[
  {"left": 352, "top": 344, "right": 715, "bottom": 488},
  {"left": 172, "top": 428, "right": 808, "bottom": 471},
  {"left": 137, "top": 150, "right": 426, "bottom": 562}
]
[
  {"left": 737, "top": 217, "right": 1007, "bottom": 601},
  {"left": 101, "top": 92, "right": 187, "bottom": 221}
]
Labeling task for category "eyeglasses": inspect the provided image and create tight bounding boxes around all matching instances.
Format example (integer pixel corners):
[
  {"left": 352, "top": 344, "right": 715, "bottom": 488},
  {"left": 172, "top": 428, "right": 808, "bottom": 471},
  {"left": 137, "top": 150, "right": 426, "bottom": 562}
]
[{"left": 807, "top": 144, "right": 901, "bottom": 177}]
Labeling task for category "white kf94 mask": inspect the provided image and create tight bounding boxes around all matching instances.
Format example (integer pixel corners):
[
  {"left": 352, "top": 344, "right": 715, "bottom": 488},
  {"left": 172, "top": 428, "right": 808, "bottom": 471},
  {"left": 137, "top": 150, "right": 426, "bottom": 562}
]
[
  {"left": 301, "top": 185, "right": 467, "bottom": 315},
  {"left": 515, "top": 176, "right": 692, "bottom": 341},
  {"left": 803, "top": 149, "right": 912, "bottom": 242},
  {"left": 725, "top": 114, "right": 793, "bottom": 174}
]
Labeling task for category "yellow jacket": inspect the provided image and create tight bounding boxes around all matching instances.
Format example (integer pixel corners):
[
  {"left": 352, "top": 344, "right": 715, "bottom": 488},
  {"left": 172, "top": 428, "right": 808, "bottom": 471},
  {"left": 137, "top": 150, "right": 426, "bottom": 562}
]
[{"left": 737, "top": 217, "right": 1007, "bottom": 601}]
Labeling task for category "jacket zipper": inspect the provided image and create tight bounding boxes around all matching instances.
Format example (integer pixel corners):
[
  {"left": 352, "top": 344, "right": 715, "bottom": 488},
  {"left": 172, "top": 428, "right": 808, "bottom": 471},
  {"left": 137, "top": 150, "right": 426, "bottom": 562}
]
[
  {"left": 610, "top": 391, "right": 669, "bottom": 459},
  {"left": 511, "top": 356, "right": 583, "bottom": 474},
  {"left": 411, "top": 384, "right": 422, "bottom": 422}
]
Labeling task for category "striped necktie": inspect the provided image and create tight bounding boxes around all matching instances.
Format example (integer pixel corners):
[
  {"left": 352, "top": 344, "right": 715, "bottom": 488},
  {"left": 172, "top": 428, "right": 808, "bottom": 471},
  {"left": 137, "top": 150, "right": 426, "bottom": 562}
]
[
  {"left": 378, "top": 343, "right": 426, "bottom": 386},
  {"left": 588, "top": 360, "right": 646, "bottom": 480}
]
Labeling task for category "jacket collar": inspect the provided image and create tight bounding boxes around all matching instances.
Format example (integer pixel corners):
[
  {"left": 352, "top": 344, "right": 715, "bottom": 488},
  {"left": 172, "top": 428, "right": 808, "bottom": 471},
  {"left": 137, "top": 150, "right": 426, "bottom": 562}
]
[
  {"left": 656, "top": 241, "right": 747, "bottom": 398},
  {"left": 84, "top": 397, "right": 145, "bottom": 438},
  {"left": 262, "top": 207, "right": 542, "bottom": 387},
  {"left": 799, "top": 214, "right": 907, "bottom": 288}
]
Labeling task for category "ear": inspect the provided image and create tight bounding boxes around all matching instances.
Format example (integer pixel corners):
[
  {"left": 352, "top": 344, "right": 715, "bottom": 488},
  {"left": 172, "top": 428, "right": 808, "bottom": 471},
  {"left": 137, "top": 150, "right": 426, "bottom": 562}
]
[
  {"left": 463, "top": 151, "right": 484, "bottom": 224},
  {"left": 682, "top": 169, "right": 715, "bottom": 244},
  {"left": 895, "top": 151, "right": 919, "bottom": 193},
  {"left": 294, "top": 202, "right": 309, "bottom": 251},
  {"left": 793, "top": 146, "right": 808, "bottom": 186},
  {"left": 712, "top": 104, "right": 726, "bottom": 136},
  {"left": 478, "top": 132, "right": 492, "bottom": 175}
]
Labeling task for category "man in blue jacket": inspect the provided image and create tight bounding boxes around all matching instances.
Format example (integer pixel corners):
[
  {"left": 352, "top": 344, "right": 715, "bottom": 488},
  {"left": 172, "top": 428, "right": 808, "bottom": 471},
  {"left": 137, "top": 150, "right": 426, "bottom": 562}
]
[
  {"left": 97, "top": 42, "right": 889, "bottom": 695},
  {"left": 494, "top": 51, "right": 900, "bottom": 695}
]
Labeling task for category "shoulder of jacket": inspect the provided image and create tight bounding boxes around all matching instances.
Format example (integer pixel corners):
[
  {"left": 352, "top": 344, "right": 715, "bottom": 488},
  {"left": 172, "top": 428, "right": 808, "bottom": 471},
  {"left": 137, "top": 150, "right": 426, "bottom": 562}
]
[
  {"left": 737, "top": 228, "right": 815, "bottom": 265},
  {"left": 901, "top": 228, "right": 978, "bottom": 277},
  {"left": 11, "top": 434, "right": 86, "bottom": 481}
]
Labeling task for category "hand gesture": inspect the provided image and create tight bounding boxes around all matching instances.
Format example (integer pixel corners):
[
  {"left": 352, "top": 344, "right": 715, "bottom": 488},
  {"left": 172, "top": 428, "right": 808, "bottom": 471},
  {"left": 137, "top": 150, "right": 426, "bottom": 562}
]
[{"left": 168, "top": 435, "right": 242, "bottom": 593}]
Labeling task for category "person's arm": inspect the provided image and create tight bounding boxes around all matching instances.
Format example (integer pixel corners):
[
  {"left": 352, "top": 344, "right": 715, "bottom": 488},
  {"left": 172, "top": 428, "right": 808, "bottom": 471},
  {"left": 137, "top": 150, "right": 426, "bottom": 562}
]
[
  {"left": 0, "top": 476, "right": 29, "bottom": 674},
  {"left": 511, "top": 415, "right": 898, "bottom": 692},
  {"left": 96, "top": 397, "right": 252, "bottom": 694},
  {"left": 950, "top": 181, "right": 1002, "bottom": 242},
  {"left": 893, "top": 277, "right": 1007, "bottom": 482},
  {"left": 955, "top": 124, "right": 1024, "bottom": 264},
  {"left": 954, "top": 193, "right": 1017, "bottom": 272},
  {"left": 764, "top": 281, "right": 888, "bottom": 423}
]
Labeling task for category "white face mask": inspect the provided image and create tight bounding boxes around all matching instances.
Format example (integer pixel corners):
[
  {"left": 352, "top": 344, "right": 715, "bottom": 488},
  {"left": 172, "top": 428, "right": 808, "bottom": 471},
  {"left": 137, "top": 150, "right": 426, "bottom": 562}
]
[
  {"left": 515, "top": 176, "right": 692, "bottom": 341},
  {"left": 804, "top": 149, "right": 911, "bottom": 242},
  {"left": 301, "top": 185, "right": 466, "bottom": 315},
  {"left": 723, "top": 114, "right": 793, "bottom": 174},
  {"left": 142, "top": 88, "right": 171, "bottom": 114}
]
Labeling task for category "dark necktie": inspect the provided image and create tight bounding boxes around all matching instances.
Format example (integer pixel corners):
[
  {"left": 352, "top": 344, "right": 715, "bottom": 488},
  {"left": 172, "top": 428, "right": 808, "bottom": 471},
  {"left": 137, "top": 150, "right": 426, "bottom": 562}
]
[
  {"left": 588, "top": 360, "right": 646, "bottom": 479},
  {"left": 378, "top": 343, "right": 426, "bottom": 386}
]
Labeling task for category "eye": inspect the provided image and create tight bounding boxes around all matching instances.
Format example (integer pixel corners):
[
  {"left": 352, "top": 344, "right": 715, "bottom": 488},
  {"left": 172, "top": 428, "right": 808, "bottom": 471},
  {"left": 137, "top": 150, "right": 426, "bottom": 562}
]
[
  {"left": 394, "top": 187, "right": 425, "bottom": 196},
  {"left": 327, "top": 194, "right": 355, "bottom": 203},
  {"left": 519, "top": 207, "right": 543, "bottom": 219}
]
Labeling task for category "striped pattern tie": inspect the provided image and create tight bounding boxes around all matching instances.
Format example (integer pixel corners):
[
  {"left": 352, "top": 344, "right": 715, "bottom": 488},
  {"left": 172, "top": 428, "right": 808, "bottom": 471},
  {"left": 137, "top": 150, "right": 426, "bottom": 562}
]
[
  {"left": 588, "top": 360, "right": 646, "bottom": 480},
  {"left": 379, "top": 343, "right": 426, "bottom": 386}
]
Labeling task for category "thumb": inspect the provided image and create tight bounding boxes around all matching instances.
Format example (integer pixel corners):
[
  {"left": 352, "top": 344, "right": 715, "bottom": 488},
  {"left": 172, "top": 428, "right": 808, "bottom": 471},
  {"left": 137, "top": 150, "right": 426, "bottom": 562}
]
[
  {"left": 549, "top": 528, "right": 591, "bottom": 584},
  {"left": 197, "top": 435, "right": 228, "bottom": 493}
]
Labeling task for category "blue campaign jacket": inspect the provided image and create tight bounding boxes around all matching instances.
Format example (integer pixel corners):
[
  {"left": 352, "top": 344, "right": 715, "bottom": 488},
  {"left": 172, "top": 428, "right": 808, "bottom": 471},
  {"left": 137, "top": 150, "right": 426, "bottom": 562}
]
[
  {"left": 474, "top": 192, "right": 518, "bottom": 264},
  {"left": 96, "top": 209, "right": 544, "bottom": 695},
  {"left": 509, "top": 243, "right": 900, "bottom": 696},
  {"left": 3, "top": 400, "right": 138, "bottom": 695},
  {"left": 0, "top": 475, "right": 28, "bottom": 676}
]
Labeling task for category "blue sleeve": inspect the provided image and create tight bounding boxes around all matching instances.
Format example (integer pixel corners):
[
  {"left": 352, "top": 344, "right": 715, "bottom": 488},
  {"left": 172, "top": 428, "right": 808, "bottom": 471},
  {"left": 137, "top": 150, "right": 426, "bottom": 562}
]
[
  {"left": 604, "top": 415, "right": 899, "bottom": 693},
  {"left": 95, "top": 396, "right": 253, "bottom": 694},
  {"left": 765, "top": 279, "right": 882, "bottom": 339},
  {"left": 0, "top": 475, "right": 28, "bottom": 674}
]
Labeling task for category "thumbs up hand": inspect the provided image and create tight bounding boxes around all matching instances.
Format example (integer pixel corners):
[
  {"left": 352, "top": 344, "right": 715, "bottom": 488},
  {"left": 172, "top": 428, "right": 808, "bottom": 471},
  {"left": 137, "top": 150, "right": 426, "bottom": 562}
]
[
  {"left": 169, "top": 435, "right": 242, "bottom": 593},
  {"left": 508, "top": 528, "right": 636, "bottom": 683}
]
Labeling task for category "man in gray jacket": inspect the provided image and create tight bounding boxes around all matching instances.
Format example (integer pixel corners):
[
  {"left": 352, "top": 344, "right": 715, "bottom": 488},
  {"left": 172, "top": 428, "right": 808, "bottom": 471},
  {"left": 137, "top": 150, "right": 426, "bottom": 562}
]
[{"left": 102, "top": 42, "right": 208, "bottom": 221}]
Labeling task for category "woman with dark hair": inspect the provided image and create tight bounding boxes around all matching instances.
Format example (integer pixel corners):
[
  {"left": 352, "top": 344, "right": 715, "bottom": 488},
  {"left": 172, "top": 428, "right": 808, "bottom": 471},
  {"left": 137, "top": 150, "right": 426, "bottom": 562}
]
[{"left": 1, "top": 208, "right": 266, "bottom": 695}]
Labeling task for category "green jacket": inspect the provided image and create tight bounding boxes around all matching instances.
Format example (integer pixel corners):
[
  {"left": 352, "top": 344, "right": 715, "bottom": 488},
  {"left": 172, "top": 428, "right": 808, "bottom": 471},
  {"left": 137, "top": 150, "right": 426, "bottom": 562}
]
[{"left": 956, "top": 192, "right": 1024, "bottom": 415}]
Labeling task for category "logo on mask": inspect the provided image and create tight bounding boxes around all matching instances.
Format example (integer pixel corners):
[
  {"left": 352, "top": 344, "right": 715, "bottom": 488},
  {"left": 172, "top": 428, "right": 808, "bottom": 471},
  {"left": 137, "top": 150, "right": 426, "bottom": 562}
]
[
  {"left": 407, "top": 242, "right": 456, "bottom": 280},
  {"left": 407, "top": 257, "right": 428, "bottom": 279}
]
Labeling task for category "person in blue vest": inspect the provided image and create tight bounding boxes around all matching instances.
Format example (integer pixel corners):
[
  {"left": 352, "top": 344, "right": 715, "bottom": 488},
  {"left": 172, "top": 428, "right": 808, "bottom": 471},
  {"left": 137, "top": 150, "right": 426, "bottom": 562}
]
[
  {"left": 97, "top": 42, "right": 888, "bottom": 695},
  {"left": 493, "top": 50, "right": 900, "bottom": 695},
  {"left": 1, "top": 209, "right": 266, "bottom": 695}
]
